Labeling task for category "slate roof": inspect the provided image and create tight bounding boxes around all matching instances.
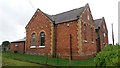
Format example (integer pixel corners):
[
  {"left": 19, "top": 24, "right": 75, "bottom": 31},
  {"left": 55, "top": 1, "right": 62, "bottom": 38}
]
[
  {"left": 45, "top": 6, "right": 85, "bottom": 24},
  {"left": 11, "top": 38, "right": 26, "bottom": 43},
  {"left": 94, "top": 19, "right": 102, "bottom": 29}
]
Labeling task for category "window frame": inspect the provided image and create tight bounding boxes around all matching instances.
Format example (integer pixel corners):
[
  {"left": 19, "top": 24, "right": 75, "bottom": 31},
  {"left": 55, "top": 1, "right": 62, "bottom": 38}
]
[
  {"left": 91, "top": 27, "right": 93, "bottom": 41},
  {"left": 88, "top": 15, "right": 90, "bottom": 20},
  {"left": 84, "top": 24, "right": 87, "bottom": 40},
  {"left": 39, "top": 32, "right": 45, "bottom": 48},
  {"left": 30, "top": 33, "right": 36, "bottom": 48}
]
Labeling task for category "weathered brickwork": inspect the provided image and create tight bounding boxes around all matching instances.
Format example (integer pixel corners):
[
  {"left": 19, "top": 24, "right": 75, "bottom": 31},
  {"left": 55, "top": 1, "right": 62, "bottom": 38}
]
[
  {"left": 95, "top": 17, "right": 108, "bottom": 51},
  {"left": 25, "top": 9, "right": 53, "bottom": 56},
  {"left": 56, "top": 21, "right": 78, "bottom": 59},
  {"left": 80, "top": 5, "right": 96, "bottom": 56},
  {"left": 100, "top": 18, "right": 108, "bottom": 49}
]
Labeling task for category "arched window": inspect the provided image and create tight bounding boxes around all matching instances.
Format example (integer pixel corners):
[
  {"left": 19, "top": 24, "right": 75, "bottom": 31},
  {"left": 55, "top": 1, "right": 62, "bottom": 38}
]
[
  {"left": 91, "top": 27, "right": 93, "bottom": 41},
  {"left": 84, "top": 24, "right": 87, "bottom": 40},
  {"left": 31, "top": 33, "right": 36, "bottom": 46},
  {"left": 40, "top": 32, "right": 45, "bottom": 46}
]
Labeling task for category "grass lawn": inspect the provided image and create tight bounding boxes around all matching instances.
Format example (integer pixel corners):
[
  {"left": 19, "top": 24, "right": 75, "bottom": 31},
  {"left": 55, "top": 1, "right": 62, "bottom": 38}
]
[
  {"left": 2, "top": 57, "right": 41, "bottom": 66},
  {"left": 2, "top": 52, "right": 95, "bottom": 66}
]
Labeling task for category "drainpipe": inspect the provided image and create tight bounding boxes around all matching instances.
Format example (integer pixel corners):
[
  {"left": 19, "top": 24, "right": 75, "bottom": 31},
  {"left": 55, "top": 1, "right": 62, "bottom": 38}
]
[{"left": 69, "top": 34, "right": 72, "bottom": 60}]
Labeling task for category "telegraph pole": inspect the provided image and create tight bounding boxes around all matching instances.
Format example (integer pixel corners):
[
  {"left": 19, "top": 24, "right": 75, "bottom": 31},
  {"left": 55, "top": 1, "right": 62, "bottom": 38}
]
[{"left": 112, "top": 23, "right": 114, "bottom": 45}]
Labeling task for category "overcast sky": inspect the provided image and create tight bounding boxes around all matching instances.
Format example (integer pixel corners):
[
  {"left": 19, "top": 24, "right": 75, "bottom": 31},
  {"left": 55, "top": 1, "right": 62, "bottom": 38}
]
[{"left": 0, "top": 0, "right": 119, "bottom": 44}]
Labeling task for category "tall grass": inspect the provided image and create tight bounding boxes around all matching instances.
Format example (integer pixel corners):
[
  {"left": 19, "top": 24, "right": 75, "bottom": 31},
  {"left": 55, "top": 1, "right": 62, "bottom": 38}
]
[{"left": 2, "top": 52, "right": 95, "bottom": 66}]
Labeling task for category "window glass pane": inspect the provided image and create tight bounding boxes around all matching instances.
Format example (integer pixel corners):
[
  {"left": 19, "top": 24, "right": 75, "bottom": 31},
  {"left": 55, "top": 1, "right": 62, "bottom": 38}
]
[
  {"left": 31, "top": 33, "right": 36, "bottom": 46},
  {"left": 40, "top": 32, "right": 45, "bottom": 46},
  {"left": 91, "top": 28, "right": 93, "bottom": 41},
  {"left": 84, "top": 24, "right": 86, "bottom": 40}
]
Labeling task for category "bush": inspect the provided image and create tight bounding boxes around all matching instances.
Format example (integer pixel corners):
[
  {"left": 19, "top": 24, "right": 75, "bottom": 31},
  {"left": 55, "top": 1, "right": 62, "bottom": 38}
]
[{"left": 94, "top": 45, "right": 120, "bottom": 67}]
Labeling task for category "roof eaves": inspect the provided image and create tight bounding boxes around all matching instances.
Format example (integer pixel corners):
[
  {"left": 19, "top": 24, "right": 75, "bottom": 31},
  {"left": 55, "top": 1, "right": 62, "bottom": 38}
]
[{"left": 11, "top": 38, "right": 26, "bottom": 43}]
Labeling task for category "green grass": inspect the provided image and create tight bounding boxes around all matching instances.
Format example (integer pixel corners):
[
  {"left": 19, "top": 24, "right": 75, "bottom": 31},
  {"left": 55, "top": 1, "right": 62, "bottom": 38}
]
[
  {"left": 2, "top": 52, "right": 95, "bottom": 66},
  {"left": 2, "top": 57, "right": 41, "bottom": 66}
]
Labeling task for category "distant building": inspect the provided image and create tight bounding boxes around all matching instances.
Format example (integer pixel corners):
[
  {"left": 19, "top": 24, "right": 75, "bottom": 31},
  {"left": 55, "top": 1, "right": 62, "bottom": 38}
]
[{"left": 10, "top": 38, "right": 25, "bottom": 53}]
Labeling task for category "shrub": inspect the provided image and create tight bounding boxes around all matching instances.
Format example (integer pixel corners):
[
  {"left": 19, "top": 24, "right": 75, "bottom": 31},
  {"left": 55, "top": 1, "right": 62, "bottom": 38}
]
[{"left": 94, "top": 45, "right": 120, "bottom": 67}]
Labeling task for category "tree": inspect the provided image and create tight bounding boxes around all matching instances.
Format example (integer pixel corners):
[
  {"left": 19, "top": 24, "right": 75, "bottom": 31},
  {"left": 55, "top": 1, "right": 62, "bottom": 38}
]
[
  {"left": 2, "top": 41, "right": 10, "bottom": 51},
  {"left": 2, "top": 41, "right": 10, "bottom": 47}
]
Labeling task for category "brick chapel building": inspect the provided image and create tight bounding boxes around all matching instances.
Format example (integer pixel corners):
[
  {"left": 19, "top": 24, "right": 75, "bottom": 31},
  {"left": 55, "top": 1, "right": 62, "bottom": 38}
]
[{"left": 24, "top": 3, "right": 108, "bottom": 60}]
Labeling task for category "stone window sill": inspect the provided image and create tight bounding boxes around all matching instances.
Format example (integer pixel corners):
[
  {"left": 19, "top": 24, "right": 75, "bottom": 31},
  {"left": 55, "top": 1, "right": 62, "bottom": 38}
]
[
  {"left": 103, "top": 43, "right": 105, "bottom": 45},
  {"left": 91, "top": 41, "right": 94, "bottom": 44},
  {"left": 39, "top": 46, "right": 45, "bottom": 48},
  {"left": 30, "top": 46, "right": 36, "bottom": 48},
  {"left": 83, "top": 40, "right": 87, "bottom": 43}
]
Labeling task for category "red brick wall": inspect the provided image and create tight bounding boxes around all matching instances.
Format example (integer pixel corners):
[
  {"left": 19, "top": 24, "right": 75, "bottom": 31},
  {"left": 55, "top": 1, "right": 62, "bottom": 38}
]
[
  {"left": 25, "top": 9, "right": 52, "bottom": 56},
  {"left": 80, "top": 5, "right": 96, "bottom": 55},
  {"left": 56, "top": 21, "right": 78, "bottom": 59},
  {"left": 55, "top": 5, "right": 97, "bottom": 60},
  {"left": 10, "top": 42, "right": 25, "bottom": 53},
  {"left": 99, "top": 20, "right": 108, "bottom": 50}
]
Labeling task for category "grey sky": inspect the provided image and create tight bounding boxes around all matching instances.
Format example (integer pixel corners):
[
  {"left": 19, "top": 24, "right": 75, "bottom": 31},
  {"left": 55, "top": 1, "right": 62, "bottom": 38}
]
[{"left": 0, "top": 0, "right": 119, "bottom": 44}]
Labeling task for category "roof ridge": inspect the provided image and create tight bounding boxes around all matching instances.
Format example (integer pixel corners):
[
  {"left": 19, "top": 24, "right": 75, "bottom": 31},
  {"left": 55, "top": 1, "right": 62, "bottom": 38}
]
[
  {"left": 52, "top": 6, "right": 85, "bottom": 16},
  {"left": 41, "top": 5, "right": 85, "bottom": 24},
  {"left": 94, "top": 18, "right": 102, "bottom": 21}
]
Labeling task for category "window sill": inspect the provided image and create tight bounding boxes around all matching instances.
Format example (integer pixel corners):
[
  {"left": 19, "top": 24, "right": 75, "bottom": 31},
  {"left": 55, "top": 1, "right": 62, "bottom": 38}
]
[
  {"left": 83, "top": 40, "right": 87, "bottom": 43},
  {"left": 91, "top": 41, "right": 94, "bottom": 44},
  {"left": 39, "top": 46, "right": 45, "bottom": 48},
  {"left": 30, "top": 46, "right": 36, "bottom": 48},
  {"left": 103, "top": 43, "right": 105, "bottom": 45}
]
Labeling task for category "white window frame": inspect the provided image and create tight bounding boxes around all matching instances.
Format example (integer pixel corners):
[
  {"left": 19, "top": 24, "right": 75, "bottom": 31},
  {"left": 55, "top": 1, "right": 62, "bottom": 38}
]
[{"left": 40, "top": 32, "right": 45, "bottom": 47}]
